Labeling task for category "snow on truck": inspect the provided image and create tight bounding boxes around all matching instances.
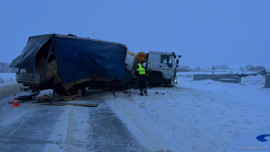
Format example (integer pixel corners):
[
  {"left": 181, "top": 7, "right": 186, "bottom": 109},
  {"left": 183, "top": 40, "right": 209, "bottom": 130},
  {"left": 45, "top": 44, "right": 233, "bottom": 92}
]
[{"left": 10, "top": 34, "right": 181, "bottom": 95}]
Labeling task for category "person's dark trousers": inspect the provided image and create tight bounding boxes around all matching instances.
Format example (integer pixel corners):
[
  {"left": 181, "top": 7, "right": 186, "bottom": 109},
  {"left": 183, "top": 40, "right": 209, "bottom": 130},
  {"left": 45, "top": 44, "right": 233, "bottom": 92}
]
[{"left": 138, "top": 75, "right": 147, "bottom": 95}]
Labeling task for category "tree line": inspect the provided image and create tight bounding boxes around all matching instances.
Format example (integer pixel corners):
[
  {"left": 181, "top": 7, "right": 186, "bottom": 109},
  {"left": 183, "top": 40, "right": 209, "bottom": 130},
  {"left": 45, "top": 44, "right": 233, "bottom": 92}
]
[
  {"left": 179, "top": 64, "right": 267, "bottom": 72},
  {"left": 0, "top": 62, "right": 17, "bottom": 73}
]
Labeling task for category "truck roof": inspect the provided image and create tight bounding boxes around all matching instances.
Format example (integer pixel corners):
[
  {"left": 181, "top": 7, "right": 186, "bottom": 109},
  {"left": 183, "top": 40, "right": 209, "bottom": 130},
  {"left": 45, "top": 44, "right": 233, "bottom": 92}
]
[
  {"left": 29, "top": 33, "right": 127, "bottom": 48},
  {"left": 149, "top": 51, "right": 173, "bottom": 55}
]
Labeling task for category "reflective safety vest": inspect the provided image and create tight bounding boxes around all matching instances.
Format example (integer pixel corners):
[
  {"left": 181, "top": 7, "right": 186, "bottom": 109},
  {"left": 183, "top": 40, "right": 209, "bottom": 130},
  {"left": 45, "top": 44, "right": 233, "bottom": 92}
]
[{"left": 137, "top": 63, "right": 146, "bottom": 75}]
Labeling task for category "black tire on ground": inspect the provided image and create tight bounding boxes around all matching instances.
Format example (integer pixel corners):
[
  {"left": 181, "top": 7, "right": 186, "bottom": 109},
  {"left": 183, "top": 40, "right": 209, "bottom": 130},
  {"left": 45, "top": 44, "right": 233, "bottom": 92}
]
[
  {"left": 54, "top": 84, "right": 67, "bottom": 95},
  {"left": 80, "top": 87, "right": 86, "bottom": 97}
]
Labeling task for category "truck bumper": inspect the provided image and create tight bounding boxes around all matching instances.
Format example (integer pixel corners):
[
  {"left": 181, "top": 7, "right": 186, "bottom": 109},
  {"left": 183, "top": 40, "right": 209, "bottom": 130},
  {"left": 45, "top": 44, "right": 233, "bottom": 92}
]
[
  {"left": 16, "top": 72, "right": 43, "bottom": 86},
  {"left": 171, "top": 77, "right": 177, "bottom": 86}
]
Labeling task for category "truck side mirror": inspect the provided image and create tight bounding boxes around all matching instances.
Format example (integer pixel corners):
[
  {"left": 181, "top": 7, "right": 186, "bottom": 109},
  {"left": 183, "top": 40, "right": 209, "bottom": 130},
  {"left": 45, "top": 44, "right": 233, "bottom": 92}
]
[
  {"left": 178, "top": 55, "right": 182, "bottom": 58},
  {"left": 176, "top": 59, "right": 179, "bottom": 65}
]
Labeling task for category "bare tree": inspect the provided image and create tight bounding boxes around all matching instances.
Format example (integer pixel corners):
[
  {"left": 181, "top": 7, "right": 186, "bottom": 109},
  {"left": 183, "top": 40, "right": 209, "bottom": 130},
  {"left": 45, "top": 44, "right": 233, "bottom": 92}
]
[{"left": 211, "top": 65, "right": 216, "bottom": 74}]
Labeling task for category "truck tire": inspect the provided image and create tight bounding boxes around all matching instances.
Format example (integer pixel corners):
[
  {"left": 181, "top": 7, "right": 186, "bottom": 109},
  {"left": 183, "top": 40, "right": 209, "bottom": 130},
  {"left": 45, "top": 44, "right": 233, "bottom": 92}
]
[
  {"left": 148, "top": 71, "right": 163, "bottom": 86},
  {"left": 78, "top": 87, "right": 86, "bottom": 97},
  {"left": 54, "top": 84, "right": 67, "bottom": 95}
]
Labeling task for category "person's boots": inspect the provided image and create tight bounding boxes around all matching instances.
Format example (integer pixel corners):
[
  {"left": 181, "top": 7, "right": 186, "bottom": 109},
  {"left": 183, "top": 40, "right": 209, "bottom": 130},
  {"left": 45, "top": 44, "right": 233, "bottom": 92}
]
[
  {"left": 140, "top": 90, "right": 143, "bottom": 96},
  {"left": 144, "top": 89, "right": 147, "bottom": 96}
]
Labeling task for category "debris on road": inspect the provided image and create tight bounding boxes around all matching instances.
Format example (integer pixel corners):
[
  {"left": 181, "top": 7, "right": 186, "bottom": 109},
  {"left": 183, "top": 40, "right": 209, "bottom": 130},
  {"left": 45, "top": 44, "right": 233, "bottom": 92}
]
[
  {"left": 39, "top": 102, "right": 99, "bottom": 107},
  {"left": 36, "top": 93, "right": 86, "bottom": 103},
  {"left": 7, "top": 91, "right": 101, "bottom": 108},
  {"left": 18, "top": 94, "right": 37, "bottom": 101},
  {"left": 155, "top": 92, "right": 165, "bottom": 95}
]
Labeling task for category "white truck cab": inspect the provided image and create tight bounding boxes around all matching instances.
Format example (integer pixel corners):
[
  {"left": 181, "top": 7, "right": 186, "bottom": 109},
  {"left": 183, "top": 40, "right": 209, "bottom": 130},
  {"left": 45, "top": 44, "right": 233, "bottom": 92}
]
[
  {"left": 125, "top": 50, "right": 181, "bottom": 86},
  {"left": 146, "top": 51, "right": 180, "bottom": 86}
]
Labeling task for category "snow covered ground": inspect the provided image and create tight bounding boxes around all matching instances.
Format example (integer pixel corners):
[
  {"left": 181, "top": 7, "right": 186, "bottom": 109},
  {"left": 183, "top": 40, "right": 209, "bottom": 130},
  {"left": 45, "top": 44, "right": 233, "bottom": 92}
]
[
  {"left": 107, "top": 75, "right": 270, "bottom": 152},
  {"left": 0, "top": 73, "right": 16, "bottom": 87},
  {"left": 177, "top": 71, "right": 257, "bottom": 78},
  {"left": 0, "top": 73, "right": 20, "bottom": 97},
  {"left": 0, "top": 73, "right": 269, "bottom": 152}
]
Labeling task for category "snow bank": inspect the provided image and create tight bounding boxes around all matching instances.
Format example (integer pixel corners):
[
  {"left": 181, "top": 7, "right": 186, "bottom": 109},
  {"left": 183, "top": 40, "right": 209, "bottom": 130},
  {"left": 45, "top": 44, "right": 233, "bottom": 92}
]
[
  {"left": 0, "top": 73, "right": 16, "bottom": 86},
  {"left": 107, "top": 75, "right": 270, "bottom": 152},
  {"left": 0, "top": 73, "right": 20, "bottom": 97},
  {"left": 0, "top": 83, "right": 22, "bottom": 98}
]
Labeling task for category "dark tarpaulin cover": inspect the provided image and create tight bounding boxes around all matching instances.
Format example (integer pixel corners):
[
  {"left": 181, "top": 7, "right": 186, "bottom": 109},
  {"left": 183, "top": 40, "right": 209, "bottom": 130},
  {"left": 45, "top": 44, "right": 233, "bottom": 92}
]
[
  {"left": 10, "top": 34, "right": 52, "bottom": 70},
  {"left": 11, "top": 34, "right": 128, "bottom": 84}
]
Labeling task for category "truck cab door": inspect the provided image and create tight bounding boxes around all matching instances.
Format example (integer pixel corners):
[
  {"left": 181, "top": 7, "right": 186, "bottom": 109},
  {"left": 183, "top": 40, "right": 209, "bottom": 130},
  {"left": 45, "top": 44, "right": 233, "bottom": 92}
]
[
  {"left": 147, "top": 51, "right": 175, "bottom": 80},
  {"left": 159, "top": 54, "right": 176, "bottom": 81},
  {"left": 148, "top": 52, "right": 174, "bottom": 69},
  {"left": 160, "top": 54, "right": 173, "bottom": 69}
]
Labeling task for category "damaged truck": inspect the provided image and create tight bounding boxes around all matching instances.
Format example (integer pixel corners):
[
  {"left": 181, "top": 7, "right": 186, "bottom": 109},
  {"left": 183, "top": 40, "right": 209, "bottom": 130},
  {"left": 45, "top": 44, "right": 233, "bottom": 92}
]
[{"left": 10, "top": 34, "right": 180, "bottom": 95}]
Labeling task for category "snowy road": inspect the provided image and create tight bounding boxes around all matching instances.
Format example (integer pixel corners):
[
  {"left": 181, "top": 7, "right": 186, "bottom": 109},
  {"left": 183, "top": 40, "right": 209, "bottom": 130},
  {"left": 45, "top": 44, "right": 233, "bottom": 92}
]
[
  {"left": 0, "top": 92, "right": 146, "bottom": 152},
  {"left": 0, "top": 75, "right": 269, "bottom": 152}
]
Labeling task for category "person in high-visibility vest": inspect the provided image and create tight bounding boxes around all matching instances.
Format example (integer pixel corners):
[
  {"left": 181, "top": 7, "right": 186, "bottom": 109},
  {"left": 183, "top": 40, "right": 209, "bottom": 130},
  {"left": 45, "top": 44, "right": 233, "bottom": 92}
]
[{"left": 136, "top": 62, "right": 147, "bottom": 96}]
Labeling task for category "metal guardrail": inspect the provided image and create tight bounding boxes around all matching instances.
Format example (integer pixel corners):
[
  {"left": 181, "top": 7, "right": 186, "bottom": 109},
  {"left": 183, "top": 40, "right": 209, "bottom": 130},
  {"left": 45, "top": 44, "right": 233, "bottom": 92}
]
[
  {"left": 193, "top": 74, "right": 242, "bottom": 83},
  {"left": 16, "top": 72, "right": 43, "bottom": 85},
  {"left": 265, "top": 75, "right": 270, "bottom": 88}
]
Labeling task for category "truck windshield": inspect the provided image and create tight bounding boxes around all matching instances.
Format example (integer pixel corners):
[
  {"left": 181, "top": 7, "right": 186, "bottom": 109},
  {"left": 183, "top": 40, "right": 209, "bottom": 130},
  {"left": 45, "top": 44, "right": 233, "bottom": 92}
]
[{"left": 160, "top": 55, "right": 172, "bottom": 64}]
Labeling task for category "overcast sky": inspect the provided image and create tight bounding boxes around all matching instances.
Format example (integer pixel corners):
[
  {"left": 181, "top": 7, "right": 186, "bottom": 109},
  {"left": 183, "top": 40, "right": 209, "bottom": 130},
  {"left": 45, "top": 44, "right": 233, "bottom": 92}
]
[{"left": 0, "top": 0, "right": 269, "bottom": 66}]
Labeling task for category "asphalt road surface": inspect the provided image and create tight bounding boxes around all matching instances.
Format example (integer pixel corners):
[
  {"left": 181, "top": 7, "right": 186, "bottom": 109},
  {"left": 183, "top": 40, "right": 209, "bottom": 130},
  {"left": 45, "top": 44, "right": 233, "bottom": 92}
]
[{"left": 0, "top": 92, "right": 147, "bottom": 152}]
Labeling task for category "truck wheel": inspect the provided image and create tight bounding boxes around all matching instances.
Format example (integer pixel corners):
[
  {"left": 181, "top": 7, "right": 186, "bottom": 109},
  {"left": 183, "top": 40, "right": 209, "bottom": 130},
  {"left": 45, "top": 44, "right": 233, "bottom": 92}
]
[
  {"left": 54, "top": 84, "right": 67, "bottom": 95},
  {"left": 80, "top": 88, "right": 86, "bottom": 97},
  {"left": 148, "top": 71, "right": 163, "bottom": 86}
]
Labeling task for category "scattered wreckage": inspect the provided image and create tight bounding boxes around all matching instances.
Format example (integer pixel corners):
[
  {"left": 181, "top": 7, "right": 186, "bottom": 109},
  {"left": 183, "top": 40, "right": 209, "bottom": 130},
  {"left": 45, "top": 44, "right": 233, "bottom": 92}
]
[{"left": 10, "top": 34, "right": 181, "bottom": 97}]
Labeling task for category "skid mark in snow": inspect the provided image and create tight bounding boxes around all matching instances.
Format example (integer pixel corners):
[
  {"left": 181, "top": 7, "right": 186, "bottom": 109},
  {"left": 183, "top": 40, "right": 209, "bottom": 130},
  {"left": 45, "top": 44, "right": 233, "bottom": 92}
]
[
  {"left": 45, "top": 99, "right": 146, "bottom": 152},
  {"left": 45, "top": 105, "right": 93, "bottom": 152},
  {"left": 0, "top": 91, "right": 147, "bottom": 152},
  {"left": 89, "top": 102, "right": 147, "bottom": 152}
]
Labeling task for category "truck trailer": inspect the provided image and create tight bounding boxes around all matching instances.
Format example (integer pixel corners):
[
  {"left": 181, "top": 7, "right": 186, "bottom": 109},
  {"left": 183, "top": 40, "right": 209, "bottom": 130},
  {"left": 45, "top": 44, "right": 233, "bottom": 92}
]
[{"left": 10, "top": 34, "right": 180, "bottom": 95}]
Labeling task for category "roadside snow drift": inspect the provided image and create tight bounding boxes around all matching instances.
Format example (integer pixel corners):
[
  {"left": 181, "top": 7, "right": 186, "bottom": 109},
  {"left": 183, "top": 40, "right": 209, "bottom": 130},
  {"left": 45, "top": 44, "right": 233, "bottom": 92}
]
[
  {"left": 0, "top": 73, "right": 268, "bottom": 152},
  {"left": 107, "top": 75, "right": 270, "bottom": 152},
  {"left": 0, "top": 73, "right": 15, "bottom": 87},
  {"left": 0, "top": 73, "right": 21, "bottom": 97}
]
